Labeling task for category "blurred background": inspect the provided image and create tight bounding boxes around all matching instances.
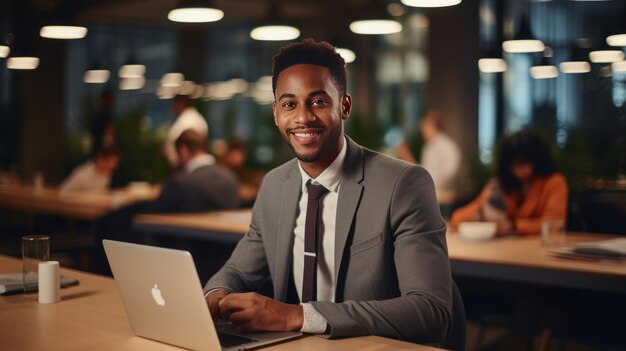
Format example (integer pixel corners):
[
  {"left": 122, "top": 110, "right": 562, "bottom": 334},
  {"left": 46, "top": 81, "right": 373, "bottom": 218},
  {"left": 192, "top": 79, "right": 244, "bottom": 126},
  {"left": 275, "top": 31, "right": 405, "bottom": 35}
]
[{"left": 0, "top": 0, "right": 625, "bottom": 232}]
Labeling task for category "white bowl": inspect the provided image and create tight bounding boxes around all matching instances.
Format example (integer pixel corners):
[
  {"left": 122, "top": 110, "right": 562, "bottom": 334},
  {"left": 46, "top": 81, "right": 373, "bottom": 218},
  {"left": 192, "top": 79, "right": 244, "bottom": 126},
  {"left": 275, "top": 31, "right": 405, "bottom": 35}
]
[{"left": 458, "top": 221, "right": 497, "bottom": 240}]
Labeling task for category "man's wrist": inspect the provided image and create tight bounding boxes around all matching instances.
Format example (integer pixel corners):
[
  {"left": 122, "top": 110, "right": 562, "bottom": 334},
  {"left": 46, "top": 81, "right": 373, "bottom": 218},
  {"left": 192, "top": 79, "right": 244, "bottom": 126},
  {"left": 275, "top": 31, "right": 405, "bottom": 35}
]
[{"left": 204, "top": 288, "right": 231, "bottom": 298}]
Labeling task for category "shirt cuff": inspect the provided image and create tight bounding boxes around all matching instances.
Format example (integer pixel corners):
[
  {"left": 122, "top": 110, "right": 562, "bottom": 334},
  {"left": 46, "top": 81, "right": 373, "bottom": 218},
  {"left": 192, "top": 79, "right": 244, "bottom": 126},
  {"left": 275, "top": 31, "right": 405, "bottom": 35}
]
[
  {"left": 300, "top": 303, "right": 328, "bottom": 334},
  {"left": 203, "top": 288, "right": 231, "bottom": 298}
]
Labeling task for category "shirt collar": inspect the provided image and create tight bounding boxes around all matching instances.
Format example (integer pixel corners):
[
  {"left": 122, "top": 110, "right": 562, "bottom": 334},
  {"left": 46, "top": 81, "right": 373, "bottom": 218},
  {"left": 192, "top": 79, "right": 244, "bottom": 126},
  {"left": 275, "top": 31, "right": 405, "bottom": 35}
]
[
  {"left": 297, "top": 136, "right": 347, "bottom": 194},
  {"left": 185, "top": 154, "right": 215, "bottom": 174}
]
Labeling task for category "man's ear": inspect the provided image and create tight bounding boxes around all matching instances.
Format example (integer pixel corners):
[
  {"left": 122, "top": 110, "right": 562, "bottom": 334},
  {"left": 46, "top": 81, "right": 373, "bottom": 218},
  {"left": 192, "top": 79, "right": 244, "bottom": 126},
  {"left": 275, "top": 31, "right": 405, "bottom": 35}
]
[
  {"left": 341, "top": 94, "right": 352, "bottom": 120},
  {"left": 272, "top": 101, "right": 279, "bottom": 126}
]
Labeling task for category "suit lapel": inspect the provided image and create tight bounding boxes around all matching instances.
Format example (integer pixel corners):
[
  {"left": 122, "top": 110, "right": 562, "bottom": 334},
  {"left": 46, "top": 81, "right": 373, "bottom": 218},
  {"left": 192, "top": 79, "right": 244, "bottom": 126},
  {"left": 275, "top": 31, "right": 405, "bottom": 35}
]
[
  {"left": 274, "top": 162, "right": 302, "bottom": 301},
  {"left": 334, "top": 137, "right": 364, "bottom": 283}
]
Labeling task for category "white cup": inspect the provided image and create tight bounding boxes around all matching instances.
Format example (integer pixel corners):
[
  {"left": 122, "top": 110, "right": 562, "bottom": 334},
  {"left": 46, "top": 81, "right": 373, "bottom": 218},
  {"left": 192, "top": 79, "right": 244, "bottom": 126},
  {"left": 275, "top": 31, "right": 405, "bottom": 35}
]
[
  {"left": 38, "top": 261, "right": 60, "bottom": 304},
  {"left": 541, "top": 220, "right": 565, "bottom": 248}
]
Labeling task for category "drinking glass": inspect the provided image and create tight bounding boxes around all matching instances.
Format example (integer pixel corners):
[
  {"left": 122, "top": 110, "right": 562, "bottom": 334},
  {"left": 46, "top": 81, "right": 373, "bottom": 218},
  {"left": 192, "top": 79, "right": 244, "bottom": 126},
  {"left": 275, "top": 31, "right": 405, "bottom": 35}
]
[
  {"left": 22, "top": 235, "right": 50, "bottom": 293},
  {"left": 541, "top": 220, "right": 565, "bottom": 248}
]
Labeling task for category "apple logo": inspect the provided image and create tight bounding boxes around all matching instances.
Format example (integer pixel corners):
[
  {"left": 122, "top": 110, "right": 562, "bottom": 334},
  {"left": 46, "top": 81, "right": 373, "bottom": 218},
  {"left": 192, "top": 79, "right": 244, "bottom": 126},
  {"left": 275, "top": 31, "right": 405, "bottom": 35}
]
[{"left": 151, "top": 284, "right": 165, "bottom": 306}]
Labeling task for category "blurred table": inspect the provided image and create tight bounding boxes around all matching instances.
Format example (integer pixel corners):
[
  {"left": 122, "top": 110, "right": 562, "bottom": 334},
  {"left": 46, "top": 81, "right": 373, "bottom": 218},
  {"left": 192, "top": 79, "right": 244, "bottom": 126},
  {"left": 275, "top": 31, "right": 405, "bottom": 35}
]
[
  {"left": 447, "top": 232, "right": 626, "bottom": 293},
  {"left": 134, "top": 211, "right": 626, "bottom": 293},
  {"left": 0, "top": 255, "right": 442, "bottom": 351},
  {"left": 133, "top": 209, "right": 251, "bottom": 244},
  {"left": 0, "top": 184, "right": 159, "bottom": 220}
]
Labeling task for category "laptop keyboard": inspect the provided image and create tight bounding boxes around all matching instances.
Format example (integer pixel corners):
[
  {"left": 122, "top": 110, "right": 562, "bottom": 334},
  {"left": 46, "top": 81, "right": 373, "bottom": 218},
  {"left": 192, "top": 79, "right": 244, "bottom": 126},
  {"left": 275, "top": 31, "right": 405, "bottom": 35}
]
[{"left": 218, "top": 332, "right": 258, "bottom": 347}]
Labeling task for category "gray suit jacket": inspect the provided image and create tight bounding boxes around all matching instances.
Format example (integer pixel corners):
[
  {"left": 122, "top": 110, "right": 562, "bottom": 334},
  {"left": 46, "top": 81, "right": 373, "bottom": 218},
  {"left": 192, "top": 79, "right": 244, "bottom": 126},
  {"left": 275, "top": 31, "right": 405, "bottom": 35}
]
[{"left": 205, "top": 137, "right": 452, "bottom": 343}]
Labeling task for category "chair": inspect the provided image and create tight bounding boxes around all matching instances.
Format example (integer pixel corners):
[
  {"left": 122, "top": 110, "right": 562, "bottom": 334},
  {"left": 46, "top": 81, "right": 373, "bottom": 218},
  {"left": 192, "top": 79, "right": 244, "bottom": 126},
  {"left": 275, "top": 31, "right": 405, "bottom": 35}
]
[{"left": 440, "top": 279, "right": 467, "bottom": 351}]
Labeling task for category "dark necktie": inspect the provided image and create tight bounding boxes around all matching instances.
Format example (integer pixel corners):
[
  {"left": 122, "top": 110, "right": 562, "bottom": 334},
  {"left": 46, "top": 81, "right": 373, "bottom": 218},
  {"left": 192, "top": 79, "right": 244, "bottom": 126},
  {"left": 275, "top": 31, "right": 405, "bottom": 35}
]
[{"left": 302, "top": 181, "right": 329, "bottom": 303}]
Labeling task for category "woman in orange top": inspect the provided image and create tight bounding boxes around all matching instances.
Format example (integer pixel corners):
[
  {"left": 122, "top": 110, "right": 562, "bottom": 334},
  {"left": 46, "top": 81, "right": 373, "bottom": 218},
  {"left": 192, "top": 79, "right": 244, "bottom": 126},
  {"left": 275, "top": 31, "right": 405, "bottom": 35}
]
[{"left": 451, "top": 129, "right": 568, "bottom": 235}]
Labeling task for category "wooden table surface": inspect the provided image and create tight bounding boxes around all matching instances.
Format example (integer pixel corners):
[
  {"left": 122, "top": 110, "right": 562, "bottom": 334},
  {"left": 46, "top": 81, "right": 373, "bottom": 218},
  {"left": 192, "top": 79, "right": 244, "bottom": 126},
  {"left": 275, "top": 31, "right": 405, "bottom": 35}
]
[
  {"left": 0, "top": 255, "right": 441, "bottom": 351},
  {"left": 0, "top": 184, "right": 159, "bottom": 220},
  {"left": 134, "top": 210, "right": 626, "bottom": 292}
]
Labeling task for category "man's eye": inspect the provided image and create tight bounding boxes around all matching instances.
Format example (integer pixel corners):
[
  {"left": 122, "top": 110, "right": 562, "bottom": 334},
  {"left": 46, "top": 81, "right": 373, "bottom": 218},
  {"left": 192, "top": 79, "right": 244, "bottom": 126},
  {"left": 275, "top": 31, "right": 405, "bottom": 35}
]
[
  {"left": 312, "top": 99, "right": 328, "bottom": 107},
  {"left": 282, "top": 102, "right": 296, "bottom": 108}
]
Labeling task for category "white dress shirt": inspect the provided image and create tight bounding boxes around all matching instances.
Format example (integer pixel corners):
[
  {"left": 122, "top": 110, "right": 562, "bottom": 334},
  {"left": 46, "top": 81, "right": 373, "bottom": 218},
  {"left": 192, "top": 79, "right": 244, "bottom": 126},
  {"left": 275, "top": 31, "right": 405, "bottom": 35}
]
[
  {"left": 165, "top": 107, "right": 209, "bottom": 168},
  {"left": 184, "top": 154, "right": 216, "bottom": 174},
  {"left": 420, "top": 132, "right": 461, "bottom": 204},
  {"left": 59, "top": 161, "right": 111, "bottom": 193},
  {"left": 294, "top": 138, "right": 347, "bottom": 333}
]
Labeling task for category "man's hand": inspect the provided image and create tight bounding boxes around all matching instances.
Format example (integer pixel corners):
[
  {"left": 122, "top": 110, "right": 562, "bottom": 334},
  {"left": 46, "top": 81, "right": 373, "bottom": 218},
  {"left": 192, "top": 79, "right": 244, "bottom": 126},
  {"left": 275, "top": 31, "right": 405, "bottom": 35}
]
[
  {"left": 206, "top": 290, "right": 230, "bottom": 321},
  {"left": 218, "top": 292, "right": 304, "bottom": 332}
]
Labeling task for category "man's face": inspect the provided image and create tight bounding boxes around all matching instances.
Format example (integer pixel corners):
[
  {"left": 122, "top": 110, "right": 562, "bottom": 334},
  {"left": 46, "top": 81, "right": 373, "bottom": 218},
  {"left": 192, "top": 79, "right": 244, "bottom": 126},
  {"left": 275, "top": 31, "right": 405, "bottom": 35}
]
[{"left": 273, "top": 64, "right": 351, "bottom": 167}]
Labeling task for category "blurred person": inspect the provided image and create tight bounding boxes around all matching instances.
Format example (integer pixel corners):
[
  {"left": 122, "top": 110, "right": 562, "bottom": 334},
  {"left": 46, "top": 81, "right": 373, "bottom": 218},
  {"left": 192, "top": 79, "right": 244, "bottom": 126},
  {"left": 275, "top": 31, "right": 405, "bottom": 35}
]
[
  {"left": 451, "top": 129, "right": 568, "bottom": 235},
  {"left": 203, "top": 39, "right": 450, "bottom": 344},
  {"left": 59, "top": 146, "right": 119, "bottom": 193},
  {"left": 396, "top": 110, "right": 461, "bottom": 217},
  {"left": 145, "top": 129, "right": 239, "bottom": 213},
  {"left": 90, "top": 89, "right": 116, "bottom": 157},
  {"left": 164, "top": 95, "right": 208, "bottom": 170},
  {"left": 216, "top": 138, "right": 262, "bottom": 206}
]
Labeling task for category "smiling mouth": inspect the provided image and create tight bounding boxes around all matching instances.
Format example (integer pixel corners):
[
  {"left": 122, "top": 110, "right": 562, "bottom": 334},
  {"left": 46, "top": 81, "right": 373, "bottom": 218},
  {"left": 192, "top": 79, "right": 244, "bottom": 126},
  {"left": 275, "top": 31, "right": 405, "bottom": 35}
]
[{"left": 288, "top": 128, "right": 323, "bottom": 144}]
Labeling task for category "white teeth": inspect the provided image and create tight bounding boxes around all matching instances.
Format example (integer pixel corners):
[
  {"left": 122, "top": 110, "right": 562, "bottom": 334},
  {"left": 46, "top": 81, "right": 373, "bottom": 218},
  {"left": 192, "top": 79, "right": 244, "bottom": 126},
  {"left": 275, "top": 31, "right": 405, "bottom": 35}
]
[{"left": 294, "top": 132, "right": 317, "bottom": 136}]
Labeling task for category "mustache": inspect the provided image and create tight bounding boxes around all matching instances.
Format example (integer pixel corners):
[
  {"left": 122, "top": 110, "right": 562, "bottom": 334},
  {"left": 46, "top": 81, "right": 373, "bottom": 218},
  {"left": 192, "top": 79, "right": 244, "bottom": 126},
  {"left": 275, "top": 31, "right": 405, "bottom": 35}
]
[{"left": 286, "top": 126, "right": 324, "bottom": 133}]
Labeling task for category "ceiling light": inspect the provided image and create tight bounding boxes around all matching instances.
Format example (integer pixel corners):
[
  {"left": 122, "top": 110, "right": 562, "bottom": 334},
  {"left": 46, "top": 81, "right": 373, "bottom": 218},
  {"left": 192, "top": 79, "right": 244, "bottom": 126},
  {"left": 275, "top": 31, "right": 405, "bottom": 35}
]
[
  {"left": 0, "top": 46, "right": 9, "bottom": 58},
  {"left": 83, "top": 69, "right": 110, "bottom": 83},
  {"left": 161, "top": 72, "right": 185, "bottom": 87},
  {"left": 589, "top": 50, "right": 625, "bottom": 63},
  {"left": 502, "top": 16, "right": 545, "bottom": 53},
  {"left": 179, "top": 80, "right": 197, "bottom": 95},
  {"left": 39, "top": 1, "right": 88, "bottom": 40},
  {"left": 250, "top": 25, "right": 300, "bottom": 41},
  {"left": 503, "top": 39, "right": 544, "bottom": 54},
  {"left": 607, "top": 34, "right": 626, "bottom": 47},
  {"left": 157, "top": 85, "right": 178, "bottom": 99},
  {"left": 119, "top": 64, "right": 146, "bottom": 78},
  {"left": 612, "top": 61, "right": 626, "bottom": 72},
  {"left": 401, "top": 0, "right": 462, "bottom": 7},
  {"left": 478, "top": 58, "right": 507, "bottom": 73},
  {"left": 40, "top": 25, "right": 87, "bottom": 39},
  {"left": 168, "top": 0, "right": 224, "bottom": 23},
  {"left": 7, "top": 57, "right": 40, "bottom": 70},
  {"left": 350, "top": 20, "right": 402, "bottom": 35},
  {"left": 119, "top": 77, "right": 145, "bottom": 90},
  {"left": 559, "top": 61, "right": 590, "bottom": 74},
  {"left": 336, "top": 48, "right": 356, "bottom": 63},
  {"left": 530, "top": 65, "right": 558, "bottom": 79}
]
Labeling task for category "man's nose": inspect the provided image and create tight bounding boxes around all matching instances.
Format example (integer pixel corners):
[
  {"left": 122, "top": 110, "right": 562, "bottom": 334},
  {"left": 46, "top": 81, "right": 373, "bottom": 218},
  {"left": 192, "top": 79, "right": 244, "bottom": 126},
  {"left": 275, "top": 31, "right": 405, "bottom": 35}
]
[{"left": 294, "top": 105, "right": 315, "bottom": 123}]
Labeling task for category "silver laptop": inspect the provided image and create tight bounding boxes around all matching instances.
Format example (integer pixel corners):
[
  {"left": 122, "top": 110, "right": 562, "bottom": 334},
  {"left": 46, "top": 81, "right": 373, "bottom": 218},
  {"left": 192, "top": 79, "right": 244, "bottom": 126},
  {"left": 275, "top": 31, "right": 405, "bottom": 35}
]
[{"left": 103, "top": 239, "right": 302, "bottom": 351}]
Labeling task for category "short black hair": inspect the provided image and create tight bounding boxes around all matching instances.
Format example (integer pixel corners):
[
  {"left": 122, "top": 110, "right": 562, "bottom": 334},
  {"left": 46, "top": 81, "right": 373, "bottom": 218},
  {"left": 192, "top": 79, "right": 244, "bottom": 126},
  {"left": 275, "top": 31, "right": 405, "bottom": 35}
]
[
  {"left": 496, "top": 129, "right": 558, "bottom": 192},
  {"left": 272, "top": 38, "right": 347, "bottom": 96}
]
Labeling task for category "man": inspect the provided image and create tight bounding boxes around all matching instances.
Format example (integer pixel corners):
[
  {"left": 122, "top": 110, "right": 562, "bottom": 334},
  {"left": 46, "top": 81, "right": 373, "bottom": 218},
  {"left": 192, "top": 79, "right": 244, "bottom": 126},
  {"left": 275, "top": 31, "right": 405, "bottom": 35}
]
[
  {"left": 146, "top": 129, "right": 239, "bottom": 213},
  {"left": 164, "top": 95, "right": 209, "bottom": 169},
  {"left": 396, "top": 110, "right": 461, "bottom": 217},
  {"left": 204, "top": 39, "right": 451, "bottom": 344},
  {"left": 59, "top": 146, "right": 119, "bottom": 193}
]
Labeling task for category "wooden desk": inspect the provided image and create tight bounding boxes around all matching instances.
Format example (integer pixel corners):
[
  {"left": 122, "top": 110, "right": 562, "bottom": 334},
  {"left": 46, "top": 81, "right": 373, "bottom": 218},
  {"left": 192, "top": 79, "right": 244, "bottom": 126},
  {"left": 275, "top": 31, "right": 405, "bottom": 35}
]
[
  {"left": 0, "top": 184, "right": 159, "bottom": 220},
  {"left": 447, "top": 232, "right": 626, "bottom": 293},
  {"left": 0, "top": 255, "right": 440, "bottom": 351},
  {"left": 134, "top": 210, "right": 252, "bottom": 244},
  {"left": 134, "top": 211, "right": 626, "bottom": 293}
]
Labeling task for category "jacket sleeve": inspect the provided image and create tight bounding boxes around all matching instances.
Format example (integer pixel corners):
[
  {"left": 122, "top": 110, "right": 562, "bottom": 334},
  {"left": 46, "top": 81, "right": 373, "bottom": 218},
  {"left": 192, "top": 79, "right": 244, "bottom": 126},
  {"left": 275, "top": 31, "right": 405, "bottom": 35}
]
[
  {"left": 311, "top": 166, "right": 452, "bottom": 344},
  {"left": 203, "top": 186, "right": 270, "bottom": 294}
]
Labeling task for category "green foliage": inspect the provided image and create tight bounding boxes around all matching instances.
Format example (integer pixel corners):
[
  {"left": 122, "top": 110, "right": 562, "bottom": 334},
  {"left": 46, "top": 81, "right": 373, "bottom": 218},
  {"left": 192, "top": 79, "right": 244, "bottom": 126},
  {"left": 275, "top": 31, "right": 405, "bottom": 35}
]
[{"left": 111, "top": 106, "right": 169, "bottom": 187}]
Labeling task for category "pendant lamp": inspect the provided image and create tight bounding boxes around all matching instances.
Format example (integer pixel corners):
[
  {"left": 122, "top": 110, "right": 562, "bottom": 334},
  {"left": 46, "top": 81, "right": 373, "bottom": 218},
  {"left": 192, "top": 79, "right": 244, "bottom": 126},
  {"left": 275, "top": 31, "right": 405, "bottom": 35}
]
[
  {"left": 502, "top": 15, "right": 544, "bottom": 53},
  {"left": 250, "top": 1, "right": 300, "bottom": 41},
  {"left": 168, "top": 0, "right": 224, "bottom": 23},
  {"left": 349, "top": 1, "right": 402, "bottom": 35}
]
